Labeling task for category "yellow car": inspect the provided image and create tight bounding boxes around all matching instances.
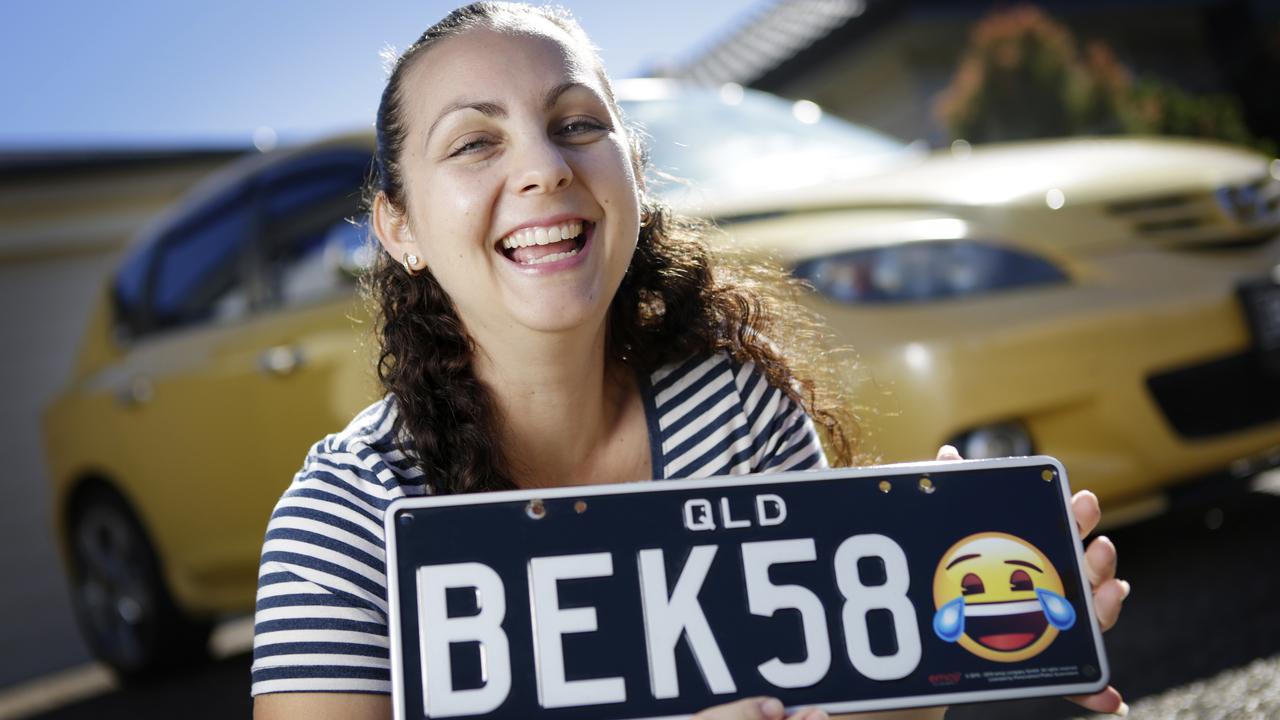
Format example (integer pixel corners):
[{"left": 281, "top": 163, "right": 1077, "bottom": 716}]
[
  {"left": 42, "top": 134, "right": 382, "bottom": 676},
  {"left": 43, "top": 80, "right": 1280, "bottom": 676},
  {"left": 622, "top": 80, "right": 1280, "bottom": 518}
]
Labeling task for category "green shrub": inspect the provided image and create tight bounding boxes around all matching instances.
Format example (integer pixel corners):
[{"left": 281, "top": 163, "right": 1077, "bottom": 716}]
[{"left": 934, "top": 3, "right": 1273, "bottom": 154}]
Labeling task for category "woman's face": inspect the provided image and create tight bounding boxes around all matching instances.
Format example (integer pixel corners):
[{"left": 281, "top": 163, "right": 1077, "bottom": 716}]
[{"left": 383, "top": 23, "right": 642, "bottom": 341}]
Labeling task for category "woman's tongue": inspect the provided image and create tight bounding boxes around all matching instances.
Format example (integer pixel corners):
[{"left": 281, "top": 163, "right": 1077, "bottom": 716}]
[{"left": 510, "top": 237, "right": 577, "bottom": 264}]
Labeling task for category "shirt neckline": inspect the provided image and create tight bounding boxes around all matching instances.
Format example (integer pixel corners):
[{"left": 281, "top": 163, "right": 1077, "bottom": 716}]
[{"left": 636, "top": 367, "right": 665, "bottom": 480}]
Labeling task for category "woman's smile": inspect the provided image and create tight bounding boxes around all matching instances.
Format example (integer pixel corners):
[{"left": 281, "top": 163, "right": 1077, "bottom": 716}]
[{"left": 496, "top": 217, "right": 595, "bottom": 271}]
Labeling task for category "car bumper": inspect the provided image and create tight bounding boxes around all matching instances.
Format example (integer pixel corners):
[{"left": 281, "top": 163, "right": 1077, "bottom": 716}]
[{"left": 811, "top": 242, "right": 1280, "bottom": 514}]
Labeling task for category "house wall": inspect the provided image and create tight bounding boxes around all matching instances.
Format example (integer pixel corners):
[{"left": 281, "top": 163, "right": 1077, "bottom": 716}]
[{"left": 0, "top": 155, "right": 234, "bottom": 687}]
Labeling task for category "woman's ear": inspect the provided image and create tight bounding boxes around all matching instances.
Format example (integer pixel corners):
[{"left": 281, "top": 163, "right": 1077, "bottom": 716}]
[{"left": 371, "top": 192, "right": 419, "bottom": 260}]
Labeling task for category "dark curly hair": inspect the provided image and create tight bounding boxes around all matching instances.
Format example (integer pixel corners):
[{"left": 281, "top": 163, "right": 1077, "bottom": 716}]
[{"left": 362, "top": 1, "right": 863, "bottom": 494}]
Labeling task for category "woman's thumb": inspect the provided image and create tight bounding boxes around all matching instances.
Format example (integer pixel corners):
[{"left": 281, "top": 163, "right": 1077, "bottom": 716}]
[{"left": 693, "top": 696, "right": 786, "bottom": 720}]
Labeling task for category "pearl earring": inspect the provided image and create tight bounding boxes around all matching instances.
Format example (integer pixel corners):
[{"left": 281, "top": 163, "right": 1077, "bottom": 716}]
[{"left": 402, "top": 252, "right": 422, "bottom": 276}]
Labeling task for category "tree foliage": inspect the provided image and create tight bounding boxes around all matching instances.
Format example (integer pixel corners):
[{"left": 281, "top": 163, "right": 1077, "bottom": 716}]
[{"left": 933, "top": 4, "right": 1272, "bottom": 153}]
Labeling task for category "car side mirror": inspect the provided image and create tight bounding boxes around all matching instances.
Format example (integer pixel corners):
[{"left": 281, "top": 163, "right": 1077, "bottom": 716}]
[{"left": 322, "top": 218, "right": 376, "bottom": 280}]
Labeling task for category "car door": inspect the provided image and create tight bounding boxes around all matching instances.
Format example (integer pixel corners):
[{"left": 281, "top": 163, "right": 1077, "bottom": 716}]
[
  {"left": 104, "top": 178, "right": 286, "bottom": 609},
  {"left": 211, "top": 148, "right": 383, "bottom": 600}
]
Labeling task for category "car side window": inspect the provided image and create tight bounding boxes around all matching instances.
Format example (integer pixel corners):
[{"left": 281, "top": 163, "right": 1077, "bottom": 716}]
[
  {"left": 152, "top": 192, "right": 255, "bottom": 329},
  {"left": 112, "top": 184, "right": 256, "bottom": 338},
  {"left": 112, "top": 148, "right": 373, "bottom": 339},
  {"left": 256, "top": 150, "right": 373, "bottom": 310}
]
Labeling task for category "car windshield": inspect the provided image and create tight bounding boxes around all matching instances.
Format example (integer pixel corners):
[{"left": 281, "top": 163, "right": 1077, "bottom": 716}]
[{"left": 618, "top": 82, "right": 917, "bottom": 201}]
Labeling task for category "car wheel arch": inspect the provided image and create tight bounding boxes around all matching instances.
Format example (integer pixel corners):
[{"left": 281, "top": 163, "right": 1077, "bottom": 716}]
[{"left": 60, "top": 471, "right": 213, "bottom": 678}]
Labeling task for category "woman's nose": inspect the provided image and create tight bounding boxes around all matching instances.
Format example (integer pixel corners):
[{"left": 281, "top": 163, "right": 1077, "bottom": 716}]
[{"left": 509, "top": 136, "right": 573, "bottom": 195}]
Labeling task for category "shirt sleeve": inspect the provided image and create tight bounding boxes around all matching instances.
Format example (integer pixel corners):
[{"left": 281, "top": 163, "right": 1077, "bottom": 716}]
[
  {"left": 733, "top": 359, "right": 831, "bottom": 473},
  {"left": 250, "top": 439, "right": 395, "bottom": 695}
]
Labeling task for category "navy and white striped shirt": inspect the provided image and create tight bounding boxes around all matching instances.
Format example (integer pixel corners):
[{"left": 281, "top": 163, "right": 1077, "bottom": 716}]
[{"left": 251, "top": 353, "right": 827, "bottom": 695}]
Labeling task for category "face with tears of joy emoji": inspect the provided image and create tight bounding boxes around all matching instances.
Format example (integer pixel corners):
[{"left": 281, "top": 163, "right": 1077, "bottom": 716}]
[{"left": 932, "top": 532, "right": 1077, "bottom": 662}]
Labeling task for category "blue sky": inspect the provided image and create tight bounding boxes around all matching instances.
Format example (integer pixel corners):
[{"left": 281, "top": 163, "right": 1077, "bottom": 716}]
[{"left": 1, "top": 0, "right": 766, "bottom": 150}]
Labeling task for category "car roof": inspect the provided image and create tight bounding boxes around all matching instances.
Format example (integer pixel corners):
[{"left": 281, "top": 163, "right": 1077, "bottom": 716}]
[{"left": 127, "top": 132, "right": 375, "bottom": 251}]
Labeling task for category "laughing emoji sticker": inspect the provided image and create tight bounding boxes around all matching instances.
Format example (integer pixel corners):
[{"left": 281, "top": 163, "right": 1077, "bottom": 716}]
[{"left": 932, "top": 532, "right": 1076, "bottom": 662}]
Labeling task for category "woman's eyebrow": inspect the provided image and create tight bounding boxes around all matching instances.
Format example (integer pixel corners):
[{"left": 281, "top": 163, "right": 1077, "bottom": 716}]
[
  {"left": 543, "top": 81, "right": 597, "bottom": 109},
  {"left": 427, "top": 100, "right": 505, "bottom": 145},
  {"left": 425, "top": 82, "right": 600, "bottom": 145}
]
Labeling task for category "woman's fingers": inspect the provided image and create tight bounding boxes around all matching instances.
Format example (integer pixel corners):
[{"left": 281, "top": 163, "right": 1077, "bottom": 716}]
[
  {"left": 1072, "top": 492, "right": 1129, "bottom": 630},
  {"left": 1082, "top": 534, "right": 1127, "bottom": 630},
  {"left": 1066, "top": 490, "right": 1128, "bottom": 708},
  {"left": 1071, "top": 490, "right": 1102, "bottom": 539},
  {"left": 691, "top": 698, "right": 829, "bottom": 720},
  {"left": 1092, "top": 576, "right": 1128, "bottom": 632},
  {"left": 693, "top": 697, "right": 785, "bottom": 720},
  {"left": 935, "top": 445, "right": 963, "bottom": 461},
  {"left": 1067, "top": 685, "right": 1129, "bottom": 715},
  {"left": 1083, "top": 535, "right": 1118, "bottom": 588}
]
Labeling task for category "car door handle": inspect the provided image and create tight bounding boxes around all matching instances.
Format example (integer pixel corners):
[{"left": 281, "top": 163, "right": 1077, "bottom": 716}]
[
  {"left": 115, "top": 376, "right": 154, "bottom": 407},
  {"left": 259, "top": 345, "right": 304, "bottom": 376}
]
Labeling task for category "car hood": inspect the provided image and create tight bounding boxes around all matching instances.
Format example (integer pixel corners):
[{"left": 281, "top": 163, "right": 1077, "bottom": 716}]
[
  {"left": 684, "top": 136, "right": 1278, "bottom": 253},
  {"left": 687, "top": 136, "right": 1268, "bottom": 212}
]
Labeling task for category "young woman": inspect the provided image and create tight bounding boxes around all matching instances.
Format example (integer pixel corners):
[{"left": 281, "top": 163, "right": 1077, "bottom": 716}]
[{"left": 251, "top": 4, "right": 1129, "bottom": 718}]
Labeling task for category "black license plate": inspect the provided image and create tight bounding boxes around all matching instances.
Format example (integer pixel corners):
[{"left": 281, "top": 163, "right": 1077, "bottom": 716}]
[{"left": 386, "top": 456, "right": 1109, "bottom": 719}]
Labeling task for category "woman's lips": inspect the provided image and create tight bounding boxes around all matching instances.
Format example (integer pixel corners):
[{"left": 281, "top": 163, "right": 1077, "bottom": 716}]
[{"left": 497, "top": 221, "right": 593, "bottom": 269}]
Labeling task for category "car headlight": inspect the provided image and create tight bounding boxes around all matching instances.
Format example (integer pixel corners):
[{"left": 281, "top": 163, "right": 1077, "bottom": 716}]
[
  {"left": 792, "top": 241, "right": 1068, "bottom": 304},
  {"left": 948, "top": 421, "right": 1034, "bottom": 459}
]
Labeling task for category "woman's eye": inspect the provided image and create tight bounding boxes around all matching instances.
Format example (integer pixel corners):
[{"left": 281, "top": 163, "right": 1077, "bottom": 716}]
[
  {"left": 449, "top": 137, "right": 491, "bottom": 157},
  {"left": 559, "top": 118, "right": 608, "bottom": 137},
  {"left": 1010, "top": 569, "right": 1034, "bottom": 592}
]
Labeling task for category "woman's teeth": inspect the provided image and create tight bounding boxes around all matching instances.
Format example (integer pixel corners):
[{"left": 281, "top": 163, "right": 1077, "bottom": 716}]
[
  {"left": 524, "top": 248, "right": 581, "bottom": 265},
  {"left": 501, "top": 220, "right": 583, "bottom": 250}
]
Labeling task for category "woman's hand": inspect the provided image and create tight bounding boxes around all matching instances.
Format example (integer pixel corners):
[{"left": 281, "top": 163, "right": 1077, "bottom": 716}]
[
  {"left": 694, "top": 697, "right": 948, "bottom": 720},
  {"left": 693, "top": 696, "right": 828, "bottom": 720},
  {"left": 935, "top": 445, "right": 1130, "bottom": 716},
  {"left": 1063, "top": 487, "right": 1129, "bottom": 715}
]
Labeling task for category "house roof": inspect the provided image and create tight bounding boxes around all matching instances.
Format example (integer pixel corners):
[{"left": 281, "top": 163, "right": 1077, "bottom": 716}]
[
  {"left": 673, "top": 0, "right": 1233, "bottom": 92},
  {"left": 0, "top": 147, "right": 247, "bottom": 182},
  {"left": 674, "top": 0, "right": 873, "bottom": 86}
]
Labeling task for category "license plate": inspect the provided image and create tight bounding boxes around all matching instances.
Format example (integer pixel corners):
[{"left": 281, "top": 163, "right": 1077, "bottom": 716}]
[
  {"left": 386, "top": 456, "right": 1109, "bottom": 719},
  {"left": 1239, "top": 279, "right": 1280, "bottom": 375}
]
